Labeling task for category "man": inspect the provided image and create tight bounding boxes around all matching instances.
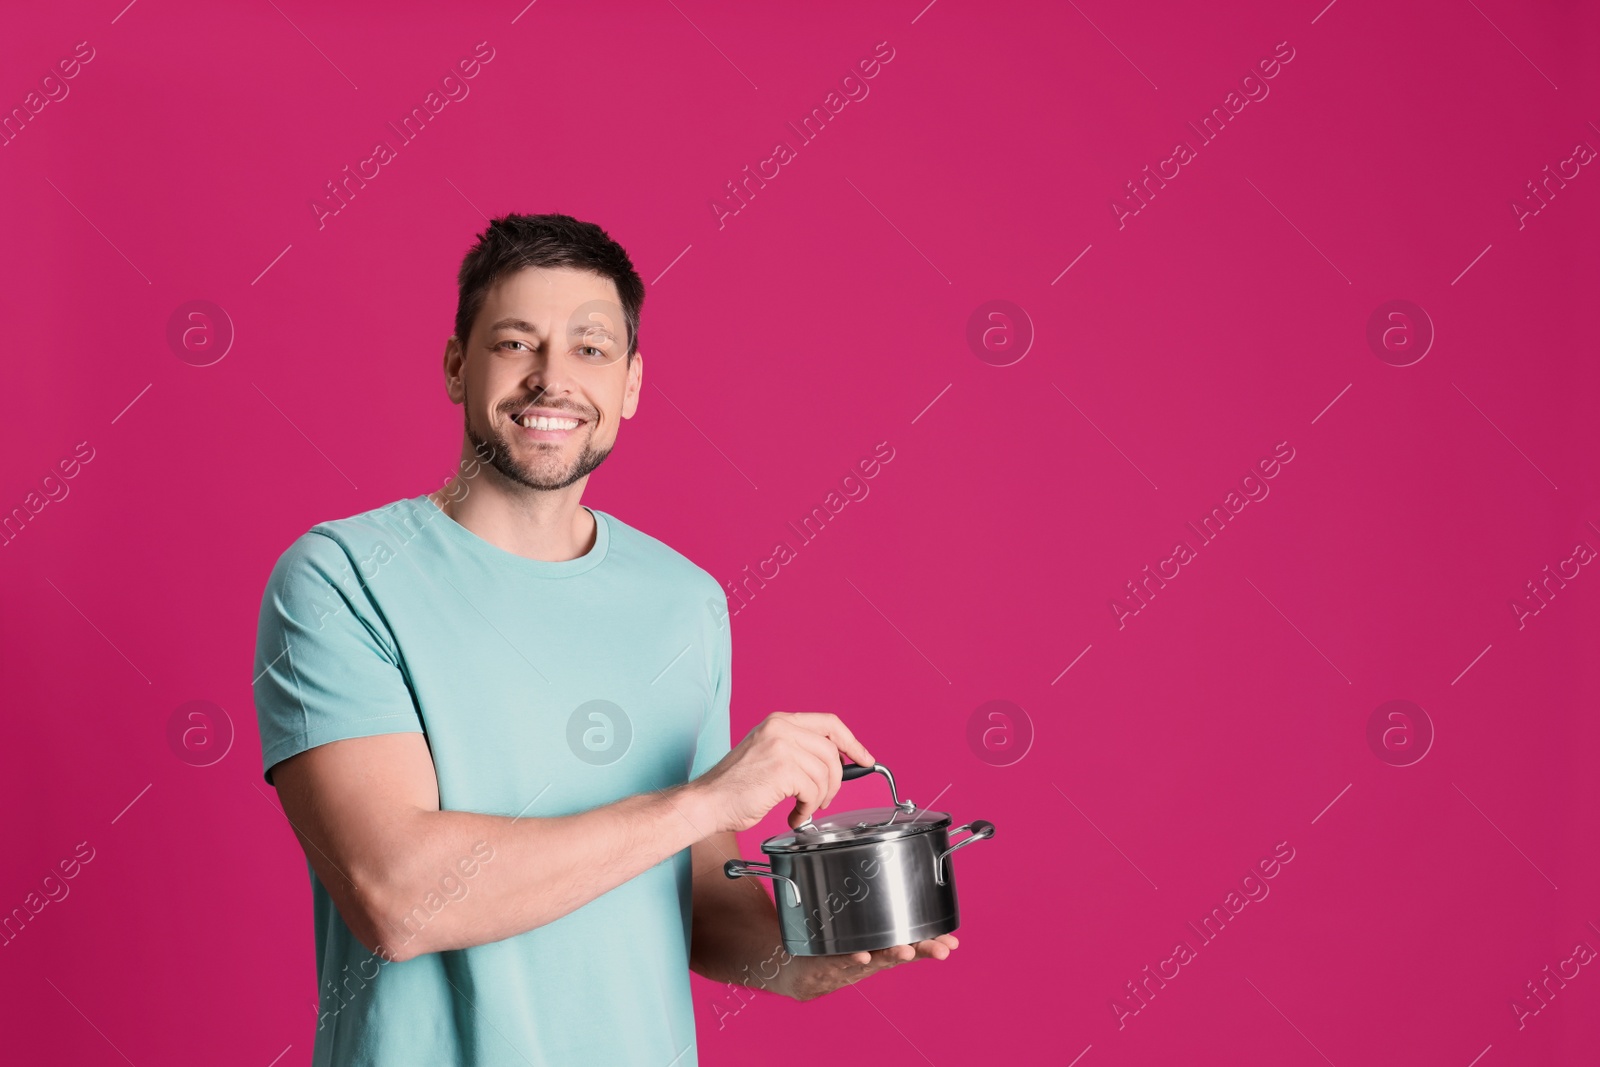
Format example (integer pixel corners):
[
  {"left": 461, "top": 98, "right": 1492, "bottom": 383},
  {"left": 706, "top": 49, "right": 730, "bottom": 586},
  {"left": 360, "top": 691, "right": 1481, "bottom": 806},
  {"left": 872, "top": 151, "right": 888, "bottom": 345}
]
[{"left": 252, "top": 213, "right": 958, "bottom": 1066}]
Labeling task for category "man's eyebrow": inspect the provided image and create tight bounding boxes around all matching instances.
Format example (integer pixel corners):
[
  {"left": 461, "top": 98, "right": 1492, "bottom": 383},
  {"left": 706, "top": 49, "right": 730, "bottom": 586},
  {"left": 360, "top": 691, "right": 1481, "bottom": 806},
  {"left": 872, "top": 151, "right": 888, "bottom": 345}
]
[
  {"left": 487, "top": 317, "right": 540, "bottom": 335},
  {"left": 572, "top": 324, "right": 616, "bottom": 345},
  {"left": 487, "top": 317, "right": 616, "bottom": 341}
]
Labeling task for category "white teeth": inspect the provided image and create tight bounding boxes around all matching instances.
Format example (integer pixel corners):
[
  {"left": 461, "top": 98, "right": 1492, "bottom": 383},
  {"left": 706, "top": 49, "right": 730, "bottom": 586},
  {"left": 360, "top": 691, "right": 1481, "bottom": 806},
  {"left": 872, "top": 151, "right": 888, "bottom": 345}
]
[{"left": 516, "top": 414, "right": 579, "bottom": 430}]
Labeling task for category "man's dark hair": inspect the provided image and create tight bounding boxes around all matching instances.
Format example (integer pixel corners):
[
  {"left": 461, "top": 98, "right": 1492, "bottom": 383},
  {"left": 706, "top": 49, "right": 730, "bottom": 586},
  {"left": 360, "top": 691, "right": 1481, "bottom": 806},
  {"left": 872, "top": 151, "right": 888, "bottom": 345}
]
[{"left": 453, "top": 213, "right": 645, "bottom": 360}]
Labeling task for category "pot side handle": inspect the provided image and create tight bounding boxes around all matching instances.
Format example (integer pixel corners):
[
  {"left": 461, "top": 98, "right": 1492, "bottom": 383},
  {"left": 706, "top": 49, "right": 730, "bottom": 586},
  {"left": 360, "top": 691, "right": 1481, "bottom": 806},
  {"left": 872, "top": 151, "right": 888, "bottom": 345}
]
[
  {"left": 934, "top": 820, "right": 995, "bottom": 886},
  {"left": 724, "top": 858, "right": 802, "bottom": 908}
]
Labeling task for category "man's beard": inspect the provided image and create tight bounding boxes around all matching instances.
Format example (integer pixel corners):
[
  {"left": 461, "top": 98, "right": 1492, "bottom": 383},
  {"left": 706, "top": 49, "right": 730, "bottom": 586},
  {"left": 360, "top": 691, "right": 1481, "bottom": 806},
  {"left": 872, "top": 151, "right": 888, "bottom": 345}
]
[{"left": 465, "top": 407, "right": 613, "bottom": 492}]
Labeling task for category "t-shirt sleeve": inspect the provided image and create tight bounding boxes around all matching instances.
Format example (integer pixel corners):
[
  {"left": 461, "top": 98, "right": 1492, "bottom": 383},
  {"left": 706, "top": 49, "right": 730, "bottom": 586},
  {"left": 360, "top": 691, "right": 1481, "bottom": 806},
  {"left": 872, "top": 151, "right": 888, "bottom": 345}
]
[
  {"left": 688, "top": 583, "right": 733, "bottom": 781},
  {"left": 252, "top": 530, "right": 425, "bottom": 785}
]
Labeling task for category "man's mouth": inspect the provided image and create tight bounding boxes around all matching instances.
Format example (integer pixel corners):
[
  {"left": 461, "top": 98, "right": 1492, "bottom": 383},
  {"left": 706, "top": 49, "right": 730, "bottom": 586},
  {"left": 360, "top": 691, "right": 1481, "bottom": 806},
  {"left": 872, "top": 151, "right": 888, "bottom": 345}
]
[
  {"left": 506, "top": 406, "right": 587, "bottom": 439},
  {"left": 512, "top": 413, "right": 581, "bottom": 431}
]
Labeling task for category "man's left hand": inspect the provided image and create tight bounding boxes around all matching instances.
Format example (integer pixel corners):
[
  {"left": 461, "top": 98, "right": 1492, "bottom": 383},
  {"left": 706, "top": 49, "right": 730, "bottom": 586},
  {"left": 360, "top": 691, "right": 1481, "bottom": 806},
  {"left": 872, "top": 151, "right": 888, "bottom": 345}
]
[{"left": 778, "top": 934, "right": 960, "bottom": 1001}]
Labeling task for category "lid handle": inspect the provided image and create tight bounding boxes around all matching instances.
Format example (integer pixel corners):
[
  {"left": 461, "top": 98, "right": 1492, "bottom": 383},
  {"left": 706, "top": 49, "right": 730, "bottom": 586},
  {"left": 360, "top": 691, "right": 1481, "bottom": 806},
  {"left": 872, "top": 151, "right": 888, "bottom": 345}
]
[{"left": 796, "top": 763, "right": 917, "bottom": 833}]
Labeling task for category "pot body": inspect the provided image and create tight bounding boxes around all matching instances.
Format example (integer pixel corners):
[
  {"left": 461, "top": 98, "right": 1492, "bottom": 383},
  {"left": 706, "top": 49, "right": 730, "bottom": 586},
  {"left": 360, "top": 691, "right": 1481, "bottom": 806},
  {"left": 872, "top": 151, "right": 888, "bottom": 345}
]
[{"left": 766, "top": 828, "right": 960, "bottom": 956}]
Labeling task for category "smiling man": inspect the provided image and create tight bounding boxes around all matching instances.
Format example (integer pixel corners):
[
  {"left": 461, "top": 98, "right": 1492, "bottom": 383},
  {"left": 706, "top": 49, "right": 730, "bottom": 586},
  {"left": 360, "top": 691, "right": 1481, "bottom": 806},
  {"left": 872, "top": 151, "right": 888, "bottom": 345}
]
[{"left": 251, "top": 213, "right": 957, "bottom": 1067}]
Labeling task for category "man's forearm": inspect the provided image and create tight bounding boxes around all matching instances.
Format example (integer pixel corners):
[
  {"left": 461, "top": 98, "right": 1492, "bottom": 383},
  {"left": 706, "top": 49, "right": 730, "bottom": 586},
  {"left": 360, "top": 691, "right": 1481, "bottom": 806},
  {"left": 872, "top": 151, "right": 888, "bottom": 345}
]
[
  {"left": 693, "top": 907, "right": 796, "bottom": 998},
  {"left": 366, "top": 781, "right": 714, "bottom": 961},
  {"left": 690, "top": 877, "right": 839, "bottom": 1003},
  {"left": 689, "top": 837, "right": 793, "bottom": 994}
]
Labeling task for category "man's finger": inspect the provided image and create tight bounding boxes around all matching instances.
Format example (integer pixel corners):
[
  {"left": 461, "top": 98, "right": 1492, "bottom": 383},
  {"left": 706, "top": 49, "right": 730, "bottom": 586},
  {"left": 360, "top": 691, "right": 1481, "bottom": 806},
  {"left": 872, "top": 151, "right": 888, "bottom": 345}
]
[
  {"left": 784, "top": 728, "right": 845, "bottom": 810},
  {"left": 871, "top": 945, "right": 916, "bottom": 965},
  {"left": 787, "top": 747, "right": 833, "bottom": 827},
  {"left": 850, "top": 947, "right": 898, "bottom": 970},
  {"left": 785, "top": 712, "right": 875, "bottom": 768}
]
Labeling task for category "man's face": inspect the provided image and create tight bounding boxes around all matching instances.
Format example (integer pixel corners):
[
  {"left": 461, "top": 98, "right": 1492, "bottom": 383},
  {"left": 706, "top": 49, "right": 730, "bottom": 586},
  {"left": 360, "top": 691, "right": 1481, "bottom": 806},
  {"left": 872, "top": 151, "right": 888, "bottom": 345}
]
[{"left": 446, "top": 266, "right": 641, "bottom": 492}]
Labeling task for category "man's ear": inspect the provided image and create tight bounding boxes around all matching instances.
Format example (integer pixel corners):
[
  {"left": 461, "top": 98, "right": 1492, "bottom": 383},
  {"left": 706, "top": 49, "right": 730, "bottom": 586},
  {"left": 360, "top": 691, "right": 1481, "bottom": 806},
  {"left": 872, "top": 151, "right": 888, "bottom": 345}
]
[
  {"left": 621, "top": 350, "right": 643, "bottom": 419},
  {"left": 444, "top": 335, "right": 466, "bottom": 404}
]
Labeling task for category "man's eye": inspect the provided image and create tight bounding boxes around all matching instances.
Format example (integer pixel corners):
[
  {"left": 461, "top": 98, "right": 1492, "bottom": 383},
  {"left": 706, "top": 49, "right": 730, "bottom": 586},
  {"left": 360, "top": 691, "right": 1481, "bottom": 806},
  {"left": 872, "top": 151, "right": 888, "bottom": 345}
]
[
  {"left": 499, "top": 340, "right": 530, "bottom": 352},
  {"left": 580, "top": 346, "right": 607, "bottom": 358}
]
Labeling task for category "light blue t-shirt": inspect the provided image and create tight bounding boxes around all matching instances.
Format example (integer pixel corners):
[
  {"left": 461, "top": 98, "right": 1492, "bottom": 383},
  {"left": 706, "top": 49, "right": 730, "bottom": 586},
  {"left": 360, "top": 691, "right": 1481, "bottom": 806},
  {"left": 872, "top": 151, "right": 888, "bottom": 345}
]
[{"left": 252, "top": 495, "right": 732, "bottom": 1067}]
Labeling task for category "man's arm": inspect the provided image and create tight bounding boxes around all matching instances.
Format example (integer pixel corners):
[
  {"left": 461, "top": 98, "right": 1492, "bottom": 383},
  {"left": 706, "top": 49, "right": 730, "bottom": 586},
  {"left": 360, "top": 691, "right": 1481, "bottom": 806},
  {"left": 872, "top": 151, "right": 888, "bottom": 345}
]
[
  {"left": 271, "top": 711, "right": 873, "bottom": 964},
  {"left": 271, "top": 731, "right": 715, "bottom": 963},
  {"left": 687, "top": 831, "right": 785, "bottom": 989}
]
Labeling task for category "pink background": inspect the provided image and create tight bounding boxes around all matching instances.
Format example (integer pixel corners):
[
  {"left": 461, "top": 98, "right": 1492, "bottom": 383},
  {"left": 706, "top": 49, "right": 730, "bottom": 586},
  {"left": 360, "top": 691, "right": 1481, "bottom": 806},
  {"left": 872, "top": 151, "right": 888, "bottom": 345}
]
[{"left": 3, "top": 0, "right": 1598, "bottom": 1064}]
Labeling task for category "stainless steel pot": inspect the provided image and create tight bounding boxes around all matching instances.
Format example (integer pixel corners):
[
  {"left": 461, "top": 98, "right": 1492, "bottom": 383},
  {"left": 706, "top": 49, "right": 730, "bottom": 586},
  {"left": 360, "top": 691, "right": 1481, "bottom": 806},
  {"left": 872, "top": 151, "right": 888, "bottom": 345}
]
[{"left": 724, "top": 763, "right": 995, "bottom": 956}]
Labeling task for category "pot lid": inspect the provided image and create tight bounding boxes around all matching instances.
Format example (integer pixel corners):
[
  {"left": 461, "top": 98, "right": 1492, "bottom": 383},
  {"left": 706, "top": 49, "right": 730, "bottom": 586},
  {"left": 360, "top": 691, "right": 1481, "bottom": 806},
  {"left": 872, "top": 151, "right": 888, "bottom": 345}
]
[{"left": 761, "top": 806, "right": 952, "bottom": 853}]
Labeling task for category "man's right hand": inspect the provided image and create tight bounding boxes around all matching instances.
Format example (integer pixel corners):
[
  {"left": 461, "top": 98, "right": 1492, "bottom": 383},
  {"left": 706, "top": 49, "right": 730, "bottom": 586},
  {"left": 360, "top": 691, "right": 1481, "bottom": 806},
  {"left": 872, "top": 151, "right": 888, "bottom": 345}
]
[{"left": 688, "top": 712, "right": 876, "bottom": 834}]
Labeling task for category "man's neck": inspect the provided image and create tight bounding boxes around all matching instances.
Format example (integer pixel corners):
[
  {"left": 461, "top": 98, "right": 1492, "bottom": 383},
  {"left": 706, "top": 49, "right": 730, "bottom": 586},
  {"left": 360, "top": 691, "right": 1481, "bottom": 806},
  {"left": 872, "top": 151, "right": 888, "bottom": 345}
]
[{"left": 430, "top": 469, "right": 596, "bottom": 563}]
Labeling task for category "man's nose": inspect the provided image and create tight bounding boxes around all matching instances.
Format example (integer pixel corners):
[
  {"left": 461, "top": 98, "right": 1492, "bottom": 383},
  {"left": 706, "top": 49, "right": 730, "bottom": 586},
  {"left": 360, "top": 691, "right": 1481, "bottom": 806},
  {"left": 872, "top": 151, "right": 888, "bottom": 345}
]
[{"left": 521, "top": 351, "right": 573, "bottom": 396}]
